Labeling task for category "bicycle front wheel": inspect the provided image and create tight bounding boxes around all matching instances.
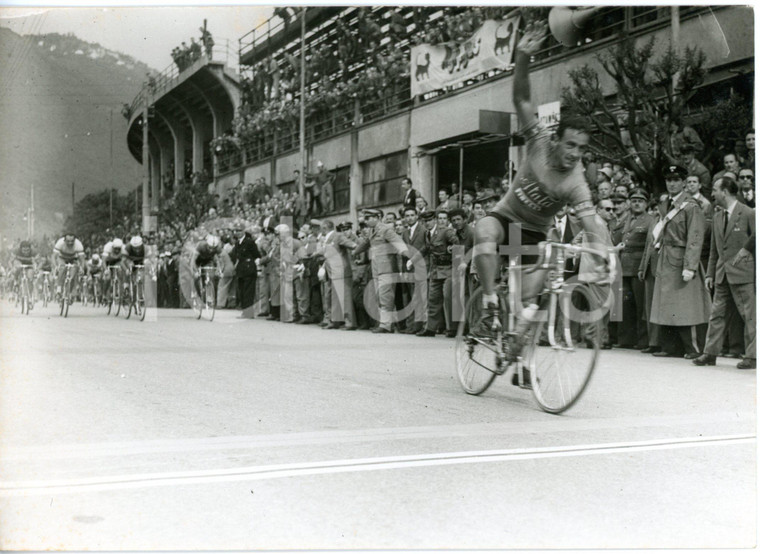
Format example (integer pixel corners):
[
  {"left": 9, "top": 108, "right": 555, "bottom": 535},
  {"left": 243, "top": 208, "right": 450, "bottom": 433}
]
[
  {"left": 124, "top": 281, "right": 133, "bottom": 319},
  {"left": 191, "top": 281, "right": 203, "bottom": 319},
  {"left": 62, "top": 280, "right": 70, "bottom": 318},
  {"left": 203, "top": 278, "right": 216, "bottom": 322},
  {"left": 455, "top": 287, "right": 504, "bottom": 395},
  {"left": 136, "top": 277, "right": 146, "bottom": 321},
  {"left": 527, "top": 284, "right": 601, "bottom": 414}
]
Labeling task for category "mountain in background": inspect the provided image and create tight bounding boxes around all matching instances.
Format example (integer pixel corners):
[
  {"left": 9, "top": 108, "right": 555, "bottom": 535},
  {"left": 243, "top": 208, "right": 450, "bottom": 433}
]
[{"left": 0, "top": 27, "right": 156, "bottom": 242}]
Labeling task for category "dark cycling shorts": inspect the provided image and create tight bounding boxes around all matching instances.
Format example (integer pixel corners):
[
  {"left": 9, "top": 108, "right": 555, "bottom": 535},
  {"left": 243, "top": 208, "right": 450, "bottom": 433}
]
[
  {"left": 195, "top": 257, "right": 215, "bottom": 269},
  {"left": 486, "top": 211, "right": 546, "bottom": 265}
]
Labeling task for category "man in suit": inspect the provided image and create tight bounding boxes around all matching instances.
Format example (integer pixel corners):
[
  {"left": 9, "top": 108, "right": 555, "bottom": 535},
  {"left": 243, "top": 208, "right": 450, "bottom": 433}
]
[
  {"left": 415, "top": 210, "right": 459, "bottom": 338},
  {"left": 353, "top": 208, "right": 409, "bottom": 333},
  {"left": 650, "top": 164, "right": 711, "bottom": 359},
  {"left": 618, "top": 188, "right": 654, "bottom": 348},
  {"left": 401, "top": 177, "right": 418, "bottom": 211},
  {"left": 321, "top": 219, "right": 358, "bottom": 329},
  {"left": 693, "top": 176, "right": 756, "bottom": 369},
  {"left": 400, "top": 207, "right": 427, "bottom": 334},
  {"left": 229, "top": 221, "right": 260, "bottom": 318}
]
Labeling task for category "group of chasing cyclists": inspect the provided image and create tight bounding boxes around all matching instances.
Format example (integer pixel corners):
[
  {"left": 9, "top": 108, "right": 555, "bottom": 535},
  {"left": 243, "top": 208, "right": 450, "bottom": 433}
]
[
  {"left": 4, "top": 233, "right": 146, "bottom": 309},
  {"left": 4, "top": 228, "right": 226, "bottom": 314}
]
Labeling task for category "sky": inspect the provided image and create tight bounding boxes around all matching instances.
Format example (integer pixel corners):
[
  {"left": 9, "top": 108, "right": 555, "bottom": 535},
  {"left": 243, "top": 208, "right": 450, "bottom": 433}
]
[{"left": 0, "top": 5, "right": 274, "bottom": 71}]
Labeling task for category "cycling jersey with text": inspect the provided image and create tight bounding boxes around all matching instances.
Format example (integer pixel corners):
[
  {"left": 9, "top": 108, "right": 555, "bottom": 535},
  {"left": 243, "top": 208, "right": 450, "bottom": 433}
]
[{"left": 492, "top": 123, "right": 595, "bottom": 233}]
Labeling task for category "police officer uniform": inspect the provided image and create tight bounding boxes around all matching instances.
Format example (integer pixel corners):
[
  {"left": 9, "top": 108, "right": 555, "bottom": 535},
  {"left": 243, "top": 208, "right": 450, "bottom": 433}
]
[
  {"left": 618, "top": 189, "right": 654, "bottom": 348},
  {"left": 650, "top": 165, "right": 711, "bottom": 357}
]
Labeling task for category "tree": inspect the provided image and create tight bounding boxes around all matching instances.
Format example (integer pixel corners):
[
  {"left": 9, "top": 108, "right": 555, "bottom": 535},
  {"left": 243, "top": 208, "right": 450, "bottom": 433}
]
[
  {"left": 159, "top": 178, "right": 214, "bottom": 242},
  {"left": 64, "top": 189, "right": 139, "bottom": 249},
  {"left": 561, "top": 36, "right": 707, "bottom": 193}
]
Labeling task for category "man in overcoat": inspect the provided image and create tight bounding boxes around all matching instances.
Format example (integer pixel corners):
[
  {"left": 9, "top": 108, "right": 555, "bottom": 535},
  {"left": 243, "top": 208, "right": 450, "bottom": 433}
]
[
  {"left": 321, "top": 219, "right": 358, "bottom": 329},
  {"left": 353, "top": 208, "right": 409, "bottom": 333},
  {"left": 650, "top": 165, "right": 711, "bottom": 358}
]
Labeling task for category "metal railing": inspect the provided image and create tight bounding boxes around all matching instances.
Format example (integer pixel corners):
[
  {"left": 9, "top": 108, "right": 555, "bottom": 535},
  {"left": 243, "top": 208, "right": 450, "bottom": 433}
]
[{"left": 126, "top": 40, "right": 235, "bottom": 120}]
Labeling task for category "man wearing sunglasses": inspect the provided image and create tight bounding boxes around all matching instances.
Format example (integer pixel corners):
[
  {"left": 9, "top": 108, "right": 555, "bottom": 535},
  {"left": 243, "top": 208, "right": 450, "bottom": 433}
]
[{"left": 738, "top": 169, "right": 754, "bottom": 208}]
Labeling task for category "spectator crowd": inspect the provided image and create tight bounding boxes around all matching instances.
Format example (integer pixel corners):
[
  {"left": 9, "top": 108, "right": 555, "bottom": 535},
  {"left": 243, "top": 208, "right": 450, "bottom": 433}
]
[{"left": 3, "top": 128, "right": 754, "bottom": 371}]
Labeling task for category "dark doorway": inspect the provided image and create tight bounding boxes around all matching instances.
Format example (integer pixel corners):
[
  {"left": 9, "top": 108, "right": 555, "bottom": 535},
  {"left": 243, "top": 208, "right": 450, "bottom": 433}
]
[{"left": 435, "top": 139, "right": 510, "bottom": 197}]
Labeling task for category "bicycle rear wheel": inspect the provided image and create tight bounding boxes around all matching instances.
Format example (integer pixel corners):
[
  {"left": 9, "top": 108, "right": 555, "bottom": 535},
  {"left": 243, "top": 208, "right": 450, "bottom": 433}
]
[
  {"left": 203, "top": 278, "right": 216, "bottom": 321},
  {"left": 455, "top": 287, "right": 505, "bottom": 395},
  {"left": 527, "top": 284, "right": 600, "bottom": 414}
]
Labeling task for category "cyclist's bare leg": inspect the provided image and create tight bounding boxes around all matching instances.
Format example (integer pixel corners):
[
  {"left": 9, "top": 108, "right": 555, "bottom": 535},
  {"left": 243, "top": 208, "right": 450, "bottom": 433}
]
[
  {"left": 473, "top": 216, "right": 505, "bottom": 302},
  {"left": 472, "top": 217, "right": 505, "bottom": 337}
]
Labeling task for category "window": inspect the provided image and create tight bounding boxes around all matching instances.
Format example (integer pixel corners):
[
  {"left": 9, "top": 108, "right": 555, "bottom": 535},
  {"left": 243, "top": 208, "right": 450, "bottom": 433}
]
[
  {"left": 332, "top": 166, "right": 350, "bottom": 213},
  {"left": 361, "top": 151, "right": 408, "bottom": 206},
  {"left": 278, "top": 180, "right": 297, "bottom": 197}
]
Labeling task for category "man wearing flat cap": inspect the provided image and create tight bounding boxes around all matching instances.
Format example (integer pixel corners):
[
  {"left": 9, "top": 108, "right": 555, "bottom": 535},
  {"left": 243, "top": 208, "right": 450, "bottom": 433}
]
[
  {"left": 230, "top": 221, "right": 261, "bottom": 318},
  {"left": 354, "top": 208, "right": 409, "bottom": 333},
  {"left": 649, "top": 164, "right": 711, "bottom": 358}
]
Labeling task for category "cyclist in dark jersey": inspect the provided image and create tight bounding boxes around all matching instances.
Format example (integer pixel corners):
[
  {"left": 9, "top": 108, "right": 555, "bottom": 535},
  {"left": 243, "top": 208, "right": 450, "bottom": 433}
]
[
  {"left": 121, "top": 235, "right": 146, "bottom": 273},
  {"left": 471, "top": 23, "right": 607, "bottom": 345},
  {"left": 13, "top": 241, "right": 36, "bottom": 298},
  {"left": 191, "top": 234, "right": 222, "bottom": 295}
]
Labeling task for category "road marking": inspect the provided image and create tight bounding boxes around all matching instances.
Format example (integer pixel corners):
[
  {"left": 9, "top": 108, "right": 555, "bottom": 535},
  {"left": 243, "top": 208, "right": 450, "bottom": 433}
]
[
  {"left": 1, "top": 411, "right": 754, "bottom": 461},
  {"left": 0, "top": 434, "right": 753, "bottom": 497}
]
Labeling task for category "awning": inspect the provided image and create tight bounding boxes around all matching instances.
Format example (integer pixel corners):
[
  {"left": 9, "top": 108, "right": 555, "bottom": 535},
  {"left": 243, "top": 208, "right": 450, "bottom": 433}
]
[{"left": 413, "top": 110, "right": 522, "bottom": 157}]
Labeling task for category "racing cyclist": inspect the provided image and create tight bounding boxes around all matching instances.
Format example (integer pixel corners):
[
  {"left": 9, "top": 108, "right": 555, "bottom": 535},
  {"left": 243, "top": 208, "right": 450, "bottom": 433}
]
[
  {"left": 121, "top": 235, "right": 146, "bottom": 274},
  {"left": 191, "top": 234, "right": 223, "bottom": 297},
  {"left": 53, "top": 234, "right": 86, "bottom": 298},
  {"left": 471, "top": 23, "right": 609, "bottom": 370},
  {"left": 85, "top": 253, "right": 104, "bottom": 302},
  {"left": 12, "top": 240, "right": 37, "bottom": 305},
  {"left": 102, "top": 238, "right": 125, "bottom": 300}
]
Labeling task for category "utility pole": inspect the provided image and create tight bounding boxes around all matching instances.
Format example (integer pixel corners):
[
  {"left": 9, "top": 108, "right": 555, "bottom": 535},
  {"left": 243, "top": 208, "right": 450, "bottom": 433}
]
[
  {"left": 142, "top": 95, "right": 150, "bottom": 233},
  {"left": 30, "top": 183, "right": 34, "bottom": 240},
  {"left": 298, "top": 7, "right": 306, "bottom": 200},
  {"left": 109, "top": 107, "right": 114, "bottom": 229},
  {"left": 72, "top": 181, "right": 75, "bottom": 213},
  {"left": 671, "top": 7, "right": 680, "bottom": 90}
]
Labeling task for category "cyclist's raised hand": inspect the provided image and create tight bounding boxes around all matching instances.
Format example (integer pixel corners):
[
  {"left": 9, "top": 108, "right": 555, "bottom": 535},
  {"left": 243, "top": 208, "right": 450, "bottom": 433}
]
[{"left": 516, "top": 22, "right": 548, "bottom": 55}]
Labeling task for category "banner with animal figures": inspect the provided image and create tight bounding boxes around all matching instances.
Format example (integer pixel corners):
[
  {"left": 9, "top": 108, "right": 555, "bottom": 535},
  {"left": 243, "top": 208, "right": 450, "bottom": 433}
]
[{"left": 410, "top": 16, "right": 521, "bottom": 97}]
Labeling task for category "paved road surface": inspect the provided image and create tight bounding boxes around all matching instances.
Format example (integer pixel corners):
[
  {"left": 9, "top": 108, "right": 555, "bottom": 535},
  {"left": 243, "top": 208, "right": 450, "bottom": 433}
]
[{"left": 0, "top": 302, "right": 755, "bottom": 550}]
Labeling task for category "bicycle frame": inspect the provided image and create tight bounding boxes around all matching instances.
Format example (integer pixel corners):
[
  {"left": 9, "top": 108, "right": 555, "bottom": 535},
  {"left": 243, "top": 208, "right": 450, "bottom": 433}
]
[{"left": 456, "top": 239, "right": 620, "bottom": 408}]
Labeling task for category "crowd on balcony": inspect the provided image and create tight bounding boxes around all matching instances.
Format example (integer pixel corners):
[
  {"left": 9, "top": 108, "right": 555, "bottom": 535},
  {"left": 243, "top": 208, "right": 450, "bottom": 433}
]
[{"left": 171, "top": 24, "right": 214, "bottom": 72}]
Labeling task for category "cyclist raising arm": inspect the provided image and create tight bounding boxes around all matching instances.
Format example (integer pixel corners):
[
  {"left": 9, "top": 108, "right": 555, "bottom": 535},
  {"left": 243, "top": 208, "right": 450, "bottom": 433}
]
[
  {"left": 53, "top": 233, "right": 85, "bottom": 296},
  {"left": 472, "top": 22, "right": 609, "bottom": 344}
]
